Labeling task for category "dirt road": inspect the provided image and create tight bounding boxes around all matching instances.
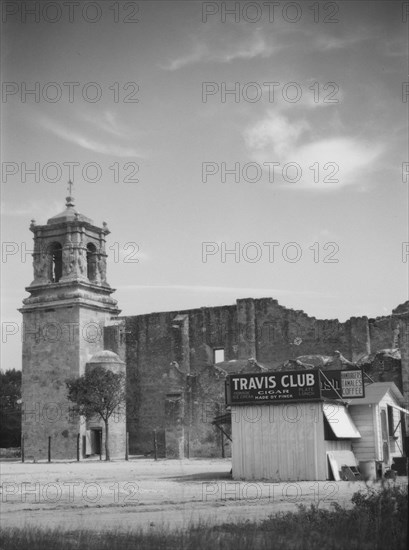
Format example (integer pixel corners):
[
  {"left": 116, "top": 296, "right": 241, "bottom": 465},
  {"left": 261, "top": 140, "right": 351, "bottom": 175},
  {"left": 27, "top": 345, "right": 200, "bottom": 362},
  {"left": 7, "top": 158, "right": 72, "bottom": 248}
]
[{"left": 1, "top": 459, "right": 404, "bottom": 532}]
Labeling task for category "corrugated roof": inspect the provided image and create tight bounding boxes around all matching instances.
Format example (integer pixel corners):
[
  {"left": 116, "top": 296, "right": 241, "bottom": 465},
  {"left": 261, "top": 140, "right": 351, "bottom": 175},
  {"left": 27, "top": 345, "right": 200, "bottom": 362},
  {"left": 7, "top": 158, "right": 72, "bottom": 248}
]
[{"left": 349, "top": 382, "right": 404, "bottom": 406}]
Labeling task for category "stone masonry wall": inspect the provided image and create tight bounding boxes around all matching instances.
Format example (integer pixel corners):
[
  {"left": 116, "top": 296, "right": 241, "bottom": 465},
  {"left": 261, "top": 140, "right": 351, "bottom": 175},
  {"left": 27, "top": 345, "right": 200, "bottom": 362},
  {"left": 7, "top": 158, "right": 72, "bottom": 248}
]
[
  {"left": 22, "top": 307, "right": 81, "bottom": 461},
  {"left": 22, "top": 305, "right": 114, "bottom": 461},
  {"left": 121, "top": 307, "right": 236, "bottom": 456}
]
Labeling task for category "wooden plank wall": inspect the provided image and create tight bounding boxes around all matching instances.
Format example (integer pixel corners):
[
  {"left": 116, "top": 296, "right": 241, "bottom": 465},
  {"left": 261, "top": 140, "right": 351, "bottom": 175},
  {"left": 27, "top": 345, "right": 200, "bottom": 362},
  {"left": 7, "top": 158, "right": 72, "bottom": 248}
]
[
  {"left": 347, "top": 392, "right": 405, "bottom": 465},
  {"left": 231, "top": 403, "right": 327, "bottom": 481},
  {"left": 348, "top": 404, "right": 376, "bottom": 462}
]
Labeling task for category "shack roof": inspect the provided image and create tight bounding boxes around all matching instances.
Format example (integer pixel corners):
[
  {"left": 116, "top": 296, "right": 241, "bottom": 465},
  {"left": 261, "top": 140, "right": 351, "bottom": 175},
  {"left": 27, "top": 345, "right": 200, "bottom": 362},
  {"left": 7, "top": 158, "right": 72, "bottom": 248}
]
[{"left": 349, "top": 382, "right": 404, "bottom": 406}]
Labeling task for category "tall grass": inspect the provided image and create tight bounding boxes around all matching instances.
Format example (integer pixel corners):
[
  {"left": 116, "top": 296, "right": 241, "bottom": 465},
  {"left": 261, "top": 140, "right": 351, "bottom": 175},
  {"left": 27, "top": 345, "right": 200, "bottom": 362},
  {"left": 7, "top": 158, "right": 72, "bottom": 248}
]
[{"left": 1, "top": 483, "right": 407, "bottom": 550}]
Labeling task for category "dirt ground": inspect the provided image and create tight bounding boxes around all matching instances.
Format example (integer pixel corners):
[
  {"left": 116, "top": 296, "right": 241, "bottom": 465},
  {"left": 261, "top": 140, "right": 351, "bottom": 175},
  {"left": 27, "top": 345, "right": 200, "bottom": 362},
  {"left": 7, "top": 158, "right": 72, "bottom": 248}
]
[{"left": 1, "top": 459, "right": 406, "bottom": 533}]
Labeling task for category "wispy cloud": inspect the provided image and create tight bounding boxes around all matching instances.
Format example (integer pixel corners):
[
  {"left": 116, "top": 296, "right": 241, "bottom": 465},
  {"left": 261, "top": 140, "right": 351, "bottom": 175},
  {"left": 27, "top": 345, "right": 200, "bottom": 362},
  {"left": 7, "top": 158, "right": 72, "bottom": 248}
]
[
  {"left": 244, "top": 110, "right": 383, "bottom": 191},
  {"left": 290, "top": 138, "right": 383, "bottom": 190},
  {"left": 165, "top": 43, "right": 209, "bottom": 71},
  {"left": 244, "top": 110, "right": 309, "bottom": 158},
  {"left": 163, "top": 22, "right": 372, "bottom": 71},
  {"left": 82, "top": 110, "right": 135, "bottom": 139},
  {"left": 162, "top": 27, "right": 278, "bottom": 70},
  {"left": 312, "top": 33, "right": 366, "bottom": 51},
  {"left": 38, "top": 113, "right": 145, "bottom": 158}
]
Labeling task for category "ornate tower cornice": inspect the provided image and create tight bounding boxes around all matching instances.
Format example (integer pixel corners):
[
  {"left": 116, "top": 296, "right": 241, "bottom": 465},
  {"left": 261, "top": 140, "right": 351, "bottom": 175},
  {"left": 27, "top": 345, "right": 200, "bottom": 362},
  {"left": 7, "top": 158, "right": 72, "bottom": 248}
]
[{"left": 20, "top": 189, "right": 120, "bottom": 315}]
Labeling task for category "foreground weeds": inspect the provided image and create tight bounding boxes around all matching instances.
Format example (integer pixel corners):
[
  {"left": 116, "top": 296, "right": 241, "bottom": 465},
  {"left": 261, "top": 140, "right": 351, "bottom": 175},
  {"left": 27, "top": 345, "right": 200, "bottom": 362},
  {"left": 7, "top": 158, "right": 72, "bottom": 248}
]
[{"left": 0, "top": 483, "right": 407, "bottom": 550}]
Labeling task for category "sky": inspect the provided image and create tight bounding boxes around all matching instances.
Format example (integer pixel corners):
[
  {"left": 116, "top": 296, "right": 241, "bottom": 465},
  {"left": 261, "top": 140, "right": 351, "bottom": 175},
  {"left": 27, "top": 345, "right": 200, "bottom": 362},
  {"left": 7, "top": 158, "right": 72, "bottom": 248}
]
[{"left": 1, "top": 0, "right": 408, "bottom": 370}]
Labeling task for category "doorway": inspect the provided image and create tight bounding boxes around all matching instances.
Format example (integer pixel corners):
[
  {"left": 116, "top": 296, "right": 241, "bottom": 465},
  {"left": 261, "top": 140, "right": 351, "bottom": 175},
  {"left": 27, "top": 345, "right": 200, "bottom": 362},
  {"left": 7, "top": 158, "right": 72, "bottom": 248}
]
[{"left": 90, "top": 428, "right": 102, "bottom": 455}]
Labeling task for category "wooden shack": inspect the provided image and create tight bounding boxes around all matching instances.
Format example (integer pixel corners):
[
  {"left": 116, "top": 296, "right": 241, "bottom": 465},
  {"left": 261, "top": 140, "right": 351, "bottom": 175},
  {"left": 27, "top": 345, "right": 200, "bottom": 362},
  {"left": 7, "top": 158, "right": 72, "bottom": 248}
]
[
  {"left": 231, "top": 400, "right": 363, "bottom": 481},
  {"left": 227, "top": 369, "right": 370, "bottom": 481},
  {"left": 348, "top": 382, "right": 407, "bottom": 469}
]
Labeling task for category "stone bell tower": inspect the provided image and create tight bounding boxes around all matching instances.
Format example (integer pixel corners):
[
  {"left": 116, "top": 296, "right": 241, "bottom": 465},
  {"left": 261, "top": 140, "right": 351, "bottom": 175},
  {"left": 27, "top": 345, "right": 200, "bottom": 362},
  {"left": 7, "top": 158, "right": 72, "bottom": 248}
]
[{"left": 20, "top": 187, "right": 120, "bottom": 460}]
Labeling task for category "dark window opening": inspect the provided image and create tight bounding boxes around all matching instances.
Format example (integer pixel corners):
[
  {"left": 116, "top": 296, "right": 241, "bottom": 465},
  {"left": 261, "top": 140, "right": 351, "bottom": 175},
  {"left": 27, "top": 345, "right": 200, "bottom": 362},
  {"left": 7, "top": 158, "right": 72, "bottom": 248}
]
[
  {"left": 387, "top": 405, "right": 394, "bottom": 436},
  {"left": 48, "top": 242, "right": 62, "bottom": 283},
  {"left": 214, "top": 349, "right": 225, "bottom": 364},
  {"left": 86, "top": 243, "right": 98, "bottom": 282},
  {"left": 324, "top": 416, "right": 337, "bottom": 440},
  {"left": 381, "top": 409, "right": 388, "bottom": 439},
  {"left": 400, "top": 412, "right": 406, "bottom": 451}
]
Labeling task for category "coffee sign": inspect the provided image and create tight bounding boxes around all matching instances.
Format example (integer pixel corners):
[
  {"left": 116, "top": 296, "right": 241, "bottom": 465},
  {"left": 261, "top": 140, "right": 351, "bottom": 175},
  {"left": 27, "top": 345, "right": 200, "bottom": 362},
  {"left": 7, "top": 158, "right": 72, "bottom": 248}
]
[
  {"left": 225, "top": 370, "right": 321, "bottom": 405},
  {"left": 320, "top": 369, "right": 365, "bottom": 399}
]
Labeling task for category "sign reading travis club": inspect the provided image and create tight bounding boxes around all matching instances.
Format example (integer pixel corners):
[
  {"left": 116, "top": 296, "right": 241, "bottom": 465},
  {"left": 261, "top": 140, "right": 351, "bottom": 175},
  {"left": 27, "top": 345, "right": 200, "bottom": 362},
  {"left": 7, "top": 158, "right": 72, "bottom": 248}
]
[
  {"left": 226, "top": 369, "right": 365, "bottom": 406},
  {"left": 320, "top": 369, "right": 365, "bottom": 399},
  {"left": 225, "top": 370, "right": 322, "bottom": 405}
]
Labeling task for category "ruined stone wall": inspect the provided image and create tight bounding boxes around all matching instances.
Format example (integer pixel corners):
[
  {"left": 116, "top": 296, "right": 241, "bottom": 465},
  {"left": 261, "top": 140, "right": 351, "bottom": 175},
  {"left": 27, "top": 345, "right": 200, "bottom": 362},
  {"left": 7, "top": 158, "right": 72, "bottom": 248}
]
[
  {"left": 362, "top": 354, "right": 402, "bottom": 390},
  {"left": 368, "top": 316, "right": 396, "bottom": 351},
  {"left": 246, "top": 299, "right": 369, "bottom": 366},
  {"left": 123, "top": 313, "right": 178, "bottom": 455},
  {"left": 119, "top": 306, "right": 235, "bottom": 456}
]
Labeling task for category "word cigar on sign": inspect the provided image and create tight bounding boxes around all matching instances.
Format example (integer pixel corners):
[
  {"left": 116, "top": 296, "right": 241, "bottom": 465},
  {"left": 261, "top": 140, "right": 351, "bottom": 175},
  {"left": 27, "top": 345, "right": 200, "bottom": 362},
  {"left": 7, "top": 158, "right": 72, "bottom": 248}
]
[{"left": 226, "top": 369, "right": 365, "bottom": 405}]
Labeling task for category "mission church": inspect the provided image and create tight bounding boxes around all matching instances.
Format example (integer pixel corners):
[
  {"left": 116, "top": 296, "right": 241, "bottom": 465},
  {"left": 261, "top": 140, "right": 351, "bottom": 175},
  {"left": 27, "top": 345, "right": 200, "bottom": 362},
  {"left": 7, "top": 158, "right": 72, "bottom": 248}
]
[{"left": 20, "top": 191, "right": 409, "bottom": 461}]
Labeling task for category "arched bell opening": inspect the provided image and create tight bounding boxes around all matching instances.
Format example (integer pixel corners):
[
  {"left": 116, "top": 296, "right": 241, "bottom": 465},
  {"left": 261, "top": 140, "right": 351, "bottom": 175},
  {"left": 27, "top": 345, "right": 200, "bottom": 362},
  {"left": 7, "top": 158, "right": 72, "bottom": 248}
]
[
  {"left": 48, "top": 242, "right": 62, "bottom": 283},
  {"left": 86, "top": 243, "right": 98, "bottom": 282}
]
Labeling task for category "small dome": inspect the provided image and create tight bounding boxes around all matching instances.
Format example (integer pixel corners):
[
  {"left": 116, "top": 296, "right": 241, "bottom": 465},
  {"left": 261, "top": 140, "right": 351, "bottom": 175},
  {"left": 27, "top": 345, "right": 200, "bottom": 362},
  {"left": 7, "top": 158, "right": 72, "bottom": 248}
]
[
  {"left": 47, "top": 196, "right": 93, "bottom": 225},
  {"left": 88, "top": 350, "right": 124, "bottom": 364}
]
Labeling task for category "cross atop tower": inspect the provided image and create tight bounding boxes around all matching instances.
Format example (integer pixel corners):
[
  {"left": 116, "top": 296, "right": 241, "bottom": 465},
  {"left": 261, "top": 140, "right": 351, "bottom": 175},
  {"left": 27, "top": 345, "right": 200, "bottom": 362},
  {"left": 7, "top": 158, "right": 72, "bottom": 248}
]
[{"left": 65, "top": 180, "right": 75, "bottom": 208}]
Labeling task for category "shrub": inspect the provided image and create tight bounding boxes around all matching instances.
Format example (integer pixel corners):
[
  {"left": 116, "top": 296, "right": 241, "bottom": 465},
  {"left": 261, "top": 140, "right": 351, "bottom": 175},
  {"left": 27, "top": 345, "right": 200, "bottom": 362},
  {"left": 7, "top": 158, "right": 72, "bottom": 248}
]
[{"left": 0, "top": 482, "right": 407, "bottom": 550}]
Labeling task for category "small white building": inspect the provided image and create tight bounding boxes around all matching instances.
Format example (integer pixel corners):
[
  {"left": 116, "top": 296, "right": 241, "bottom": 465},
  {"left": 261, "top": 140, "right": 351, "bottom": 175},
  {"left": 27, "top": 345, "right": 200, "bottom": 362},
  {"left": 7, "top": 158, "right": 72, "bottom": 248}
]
[
  {"left": 348, "top": 382, "right": 407, "bottom": 468},
  {"left": 231, "top": 400, "right": 361, "bottom": 481},
  {"left": 229, "top": 378, "right": 408, "bottom": 481}
]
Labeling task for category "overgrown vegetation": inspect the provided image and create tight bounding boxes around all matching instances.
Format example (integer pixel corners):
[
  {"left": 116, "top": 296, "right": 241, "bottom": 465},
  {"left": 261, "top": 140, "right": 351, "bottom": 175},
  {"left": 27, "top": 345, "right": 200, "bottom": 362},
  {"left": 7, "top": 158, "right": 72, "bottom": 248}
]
[
  {"left": 0, "top": 483, "right": 407, "bottom": 549},
  {"left": 0, "top": 369, "right": 21, "bottom": 448},
  {"left": 0, "top": 447, "right": 21, "bottom": 459}
]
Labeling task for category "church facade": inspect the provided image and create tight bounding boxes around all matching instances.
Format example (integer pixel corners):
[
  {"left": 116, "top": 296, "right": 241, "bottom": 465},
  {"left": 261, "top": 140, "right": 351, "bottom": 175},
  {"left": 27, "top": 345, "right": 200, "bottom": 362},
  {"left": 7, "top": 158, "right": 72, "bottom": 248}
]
[{"left": 20, "top": 197, "right": 409, "bottom": 460}]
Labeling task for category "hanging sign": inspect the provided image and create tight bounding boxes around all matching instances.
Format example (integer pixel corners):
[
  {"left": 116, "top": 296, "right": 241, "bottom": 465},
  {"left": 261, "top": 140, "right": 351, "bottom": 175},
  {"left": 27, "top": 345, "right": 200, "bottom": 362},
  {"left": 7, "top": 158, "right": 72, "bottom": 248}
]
[
  {"left": 225, "top": 368, "right": 365, "bottom": 406},
  {"left": 320, "top": 369, "right": 365, "bottom": 399},
  {"left": 225, "top": 370, "right": 321, "bottom": 405}
]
